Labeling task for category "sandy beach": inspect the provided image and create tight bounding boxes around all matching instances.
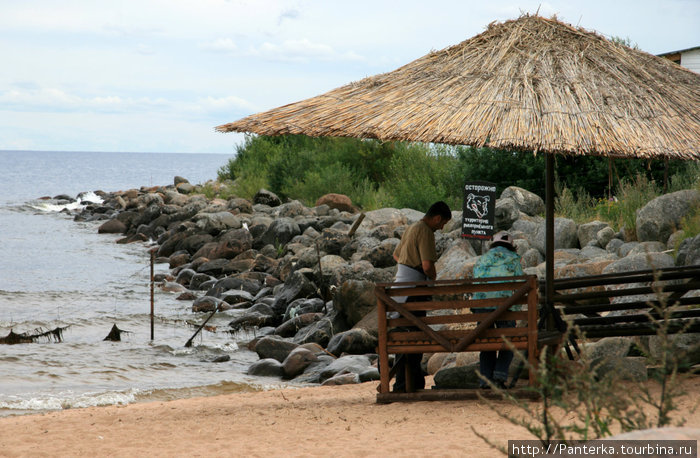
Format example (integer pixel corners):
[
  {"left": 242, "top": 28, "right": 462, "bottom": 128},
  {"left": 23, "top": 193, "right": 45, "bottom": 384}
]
[{"left": 1, "top": 377, "right": 698, "bottom": 458}]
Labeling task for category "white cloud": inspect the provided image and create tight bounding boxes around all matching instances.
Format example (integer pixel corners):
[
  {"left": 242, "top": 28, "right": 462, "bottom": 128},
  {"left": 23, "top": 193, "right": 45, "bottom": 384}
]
[
  {"left": 250, "top": 38, "right": 364, "bottom": 63},
  {"left": 196, "top": 95, "right": 258, "bottom": 114},
  {"left": 201, "top": 38, "right": 238, "bottom": 53}
]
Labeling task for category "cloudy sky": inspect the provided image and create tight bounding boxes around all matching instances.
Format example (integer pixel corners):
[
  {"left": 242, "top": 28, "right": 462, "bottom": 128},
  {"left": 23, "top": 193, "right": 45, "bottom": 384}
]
[{"left": 1, "top": 0, "right": 698, "bottom": 155}]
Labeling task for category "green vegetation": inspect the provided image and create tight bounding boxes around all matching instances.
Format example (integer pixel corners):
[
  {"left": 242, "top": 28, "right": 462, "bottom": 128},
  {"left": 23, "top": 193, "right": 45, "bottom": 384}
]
[{"left": 217, "top": 135, "right": 699, "bottom": 226}]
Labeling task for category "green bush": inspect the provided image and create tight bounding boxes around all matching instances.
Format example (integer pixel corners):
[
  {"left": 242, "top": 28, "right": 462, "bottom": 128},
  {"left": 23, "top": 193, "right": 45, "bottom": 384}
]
[{"left": 216, "top": 134, "right": 700, "bottom": 215}]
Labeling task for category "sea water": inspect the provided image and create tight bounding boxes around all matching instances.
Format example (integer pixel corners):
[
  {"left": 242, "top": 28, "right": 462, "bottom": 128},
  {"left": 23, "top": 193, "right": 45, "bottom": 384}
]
[{"left": 0, "top": 150, "right": 286, "bottom": 417}]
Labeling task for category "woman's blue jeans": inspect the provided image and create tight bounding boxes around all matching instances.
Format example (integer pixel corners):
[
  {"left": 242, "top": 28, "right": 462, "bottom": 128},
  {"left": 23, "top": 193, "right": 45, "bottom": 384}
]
[{"left": 478, "top": 320, "right": 516, "bottom": 386}]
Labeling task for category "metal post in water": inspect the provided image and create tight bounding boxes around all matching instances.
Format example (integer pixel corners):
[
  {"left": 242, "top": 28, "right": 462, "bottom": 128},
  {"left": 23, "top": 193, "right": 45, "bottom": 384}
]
[{"left": 150, "top": 248, "right": 155, "bottom": 340}]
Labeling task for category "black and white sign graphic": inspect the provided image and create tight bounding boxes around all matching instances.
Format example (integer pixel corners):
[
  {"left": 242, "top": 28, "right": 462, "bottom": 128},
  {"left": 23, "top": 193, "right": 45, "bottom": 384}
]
[{"left": 462, "top": 181, "right": 496, "bottom": 239}]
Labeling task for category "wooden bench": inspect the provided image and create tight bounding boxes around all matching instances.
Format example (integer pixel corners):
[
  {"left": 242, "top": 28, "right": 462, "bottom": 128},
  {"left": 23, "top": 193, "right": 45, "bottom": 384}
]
[
  {"left": 375, "top": 275, "right": 548, "bottom": 402},
  {"left": 542, "top": 265, "right": 700, "bottom": 350}
]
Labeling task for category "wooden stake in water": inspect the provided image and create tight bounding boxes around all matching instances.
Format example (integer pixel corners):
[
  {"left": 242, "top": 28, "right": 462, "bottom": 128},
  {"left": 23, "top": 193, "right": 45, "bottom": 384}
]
[{"left": 150, "top": 248, "right": 155, "bottom": 340}]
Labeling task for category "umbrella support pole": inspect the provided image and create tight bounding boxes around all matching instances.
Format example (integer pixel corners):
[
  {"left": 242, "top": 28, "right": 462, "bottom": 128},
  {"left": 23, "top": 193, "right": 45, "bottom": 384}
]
[{"left": 545, "top": 153, "right": 555, "bottom": 332}]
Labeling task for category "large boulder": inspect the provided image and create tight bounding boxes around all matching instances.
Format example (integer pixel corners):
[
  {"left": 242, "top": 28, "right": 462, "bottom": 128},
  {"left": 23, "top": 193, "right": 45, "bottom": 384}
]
[
  {"left": 676, "top": 234, "right": 700, "bottom": 266},
  {"left": 292, "top": 316, "right": 334, "bottom": 347},
  {"left": 494, "top": 198, "right": 522, "bottom": 231},
  {"left": 253, "top": 336, "right": 298, "bottom": 362},
  {"left": 98, "top": 218, "right": 127, "bottom": 234},
  {"left": 275, "top": 313, "right": 324, "bottom": 337},
  {"left": 270, "top": 270, "right": 318, "bottom": 316},
  {"left": 333, "top": 280, "right": 376, "bottom": 327},
  {"left": 433, "top": 363, "right": 481, "bottom": 389},
  {"left": 578, "top": 221, "right": 610, "bottom": 247},
  {"left": 277, "top": 200, "right": 308, "bottom": 218},
  {"left": 282, "top": 347, "right": 319, "bottom": 378},
  {"left": 602, "top": 253, "right": 675, "bottom": 274},
  {"left": 315, "top": 193, "right": 355, "bottom": 213},
  {"left": 326, "top": 328, "right": 378, "bottom": 356},
  {"left": 361, "top": 208, "right": 408, "bottom": 232},
  {"left": 636, "top": 189, "right": 700, "bottom": 243},
  {"left": 514, "top": 217, "right": 579, "bottom": 256},
  {"left": 500, "top": 186, "right": 544, "bottom": 216},
  {"left": 356, "top": 238, "right": 399, "bottom": 268},
  {"left": 253, "top": 189, "right": 281, "bottom": 207},
  {"left": 193, "top": 211, "right": 241, "bottom": 234},
  {"left": 247, "top": 358, "right": 284, "bottom": 377},
  {"left": 319, "top": 355, "right": 373, "bottom": 382},
  {"left": 435, "top": 239, "right": 478, "bottom": 280},
  {"left": 259, "top": 217, "right": 301, "bottom": 247}
]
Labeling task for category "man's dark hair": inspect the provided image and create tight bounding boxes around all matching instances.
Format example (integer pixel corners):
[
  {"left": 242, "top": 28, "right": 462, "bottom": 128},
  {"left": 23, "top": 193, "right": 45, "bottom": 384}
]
[{"left": 425, "top": 201, "right": 452, "bottom": 220}]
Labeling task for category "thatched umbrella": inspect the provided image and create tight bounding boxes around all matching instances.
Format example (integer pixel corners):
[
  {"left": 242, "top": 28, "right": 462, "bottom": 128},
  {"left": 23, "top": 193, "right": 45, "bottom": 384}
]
[{"left": 217, "top": 15, "right": 700, "bottom": 309}]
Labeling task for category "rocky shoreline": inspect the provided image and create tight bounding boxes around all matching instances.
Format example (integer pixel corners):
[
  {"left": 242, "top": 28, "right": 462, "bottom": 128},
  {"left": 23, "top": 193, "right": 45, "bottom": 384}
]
[{"left": 55, "top": 178, "right": 700, "bottom": 387}]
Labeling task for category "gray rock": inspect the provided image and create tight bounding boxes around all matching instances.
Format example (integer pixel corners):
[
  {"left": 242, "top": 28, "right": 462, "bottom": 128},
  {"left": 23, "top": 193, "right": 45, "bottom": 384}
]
[
  {"left": 605, "top": 238, "right": 624, "bottom": 254},
  {"left": 494, "top": 197, "right": 522, "bottom": 231},
  {"left": 514, "top": 217, "right": 578, "bottom": 256},
  {"left": 221, "top": 290, "right": 255, "bottom": 305},
  {"left": 259, "top": 217, "right": 301, "bottom": 248},
  {"left": 98, "top": 218, "right": 127, "bottom": 234},
  {"left": 676, "top": 234, "right": 700, "bottom": 266},
  {"left": 578, "top": 221, "right": 609, "bottom": 248},
  {"left": 627, "top": 241, "right": 668, "bottom": 256},
  {"left": 277, "top": 200, "right": 308, "bottom": 218},
  {"left": 596, "top": 356, "right": 648, "bottom": 381},
  {"left": 326, "top": 329, "right": 378, "bottom": 356},
  {"left": 293, "top": 355, "right": 336, "bottom": 383},
  {"left": 435, "top": 239, "right": 478, "bottom": 280},
  {"left": 282, "top": 347, "right": 319, "bottom": 378},
  {"left": 596, "top": 226, "right": 616, "bottom": 249},
  {"left": 361, "top": 208, "right": 408, "bottom": 232},
  {"left": 192, "top": 295, "right": 224, "bottom": 312},
  {"left": 253, "top": 189, "right": 281, "bottom": 207},
  {"left": 275, "top": 313, "right": 324, "bottom": 337},
  {"left": 602, "top": 253, "right": 675, "bottom": 274},
  {"left": 207, "top": 275, "right": 263, "bottom": 297},
  {"left": 358, "top": 238, "right": 399, "bottom": 268},
  {"left": 270, "top": 270, "right": 317, "bottom": 316},
  {"left": 283, "top": 298, "right": 326, "bottom": 321},
  {"left": 253, "top": 336, "right": 298, "bottom": 362},
  {"left": 333, "top": 280, "right": 376, "bottom": 327},
  {"left": 636, "top": 189, "right": 700, "bottom": 243},
  {"left": 582, "top": 337, "right": 632, "bottom": 362},
  {"left": 321, "top": 373, "right": 360, "bottom": 386},
  {"left": 189, "top": 273, "right": 215, "bottom": 290},
  {"left": 229, "top": 309, "right": 277, "bottom": 330},
  {"left": 433, "top": 363, "right": 481, "bottom": 389},
  {"left": 520, "top": 248, "right": 544, "bottom": 269},
  {"left": 194, "top": 211, "right": 241, "bottom": 234},
  {"left": 644, "top": 333, "right": 700, "bottom": 368},
  {"left": 319, "top": 355, "right": 372, "bottom": 382},
  {"left": 617, "top": 241, "right": 640, "bottom": 258},
  {"left": 293, "top": 316, "right": 334, "bottom": 347},
  {"left": 247, "top": 358, "right": 284, "bottom": 377},
  {"left": 358, "top": 367, "right": 381, "bottom": 382},
  {"left": 227, "top": 197, "right": 253, "bottom": 214},
  {"left": 500, "top": 186, "right": 545, "bottom": 216}
]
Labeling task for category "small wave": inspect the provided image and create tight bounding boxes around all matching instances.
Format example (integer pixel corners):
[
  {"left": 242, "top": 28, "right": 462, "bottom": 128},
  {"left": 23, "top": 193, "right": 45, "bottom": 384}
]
[
  {"left": 0, "top": 388, "right": 140, "bottom": 414},
  {"left": 27, "top": 191, "right": 104, "bottom": 213}
]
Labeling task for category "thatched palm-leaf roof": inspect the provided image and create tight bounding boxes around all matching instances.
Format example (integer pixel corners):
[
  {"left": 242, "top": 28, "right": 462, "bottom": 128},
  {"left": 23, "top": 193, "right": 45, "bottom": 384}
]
[{"left": 217, "top": 15, "right": 700, "bottom": 160}]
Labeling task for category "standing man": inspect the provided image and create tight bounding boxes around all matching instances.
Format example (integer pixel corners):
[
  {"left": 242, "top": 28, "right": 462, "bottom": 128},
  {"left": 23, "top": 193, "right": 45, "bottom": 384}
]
[
  {"left": 391, "top": 201, "right": 451, "bottom": 392},
  {"left": 472, "top": 231, "right": 523, "bottom": 389}
]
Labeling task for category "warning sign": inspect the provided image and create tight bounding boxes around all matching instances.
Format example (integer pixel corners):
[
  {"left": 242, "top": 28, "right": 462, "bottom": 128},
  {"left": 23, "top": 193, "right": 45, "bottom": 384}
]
[{"left": 462, "top": 181, "right": 496, "bottom": 239}]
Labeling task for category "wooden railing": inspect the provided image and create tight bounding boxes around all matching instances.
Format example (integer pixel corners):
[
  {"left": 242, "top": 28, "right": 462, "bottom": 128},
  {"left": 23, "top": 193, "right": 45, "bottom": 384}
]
[
  {"left": 375, "top": 275, "right": 540, "bottom": 399},
  {"left": 540, "top": 265, "right": 700, "bottom": 340}
]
